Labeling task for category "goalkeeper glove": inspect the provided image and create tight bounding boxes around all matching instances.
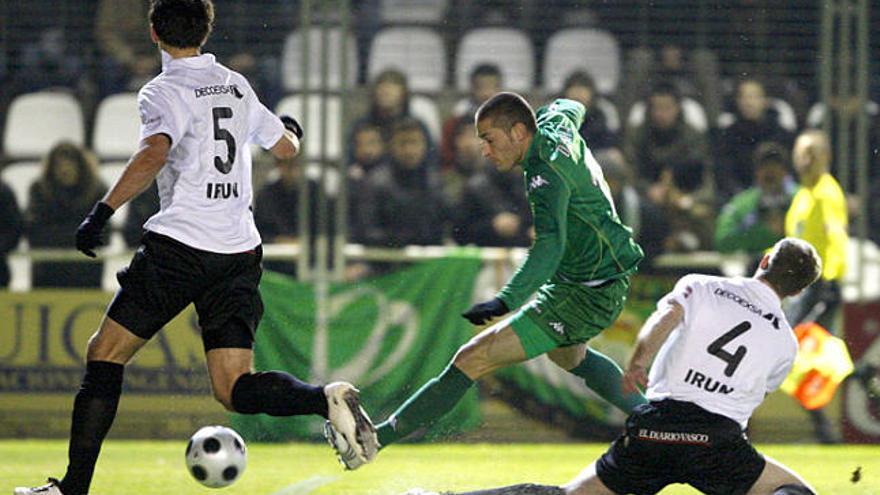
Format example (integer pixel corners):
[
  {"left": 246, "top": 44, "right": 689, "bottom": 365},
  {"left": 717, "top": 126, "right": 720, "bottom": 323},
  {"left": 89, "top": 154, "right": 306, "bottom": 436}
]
[
  {"left": 75, "top": 201, "right": 115, "bottom": 258},
  {"left": 462, "top": 298, "right": 509, "bottom": 325}
]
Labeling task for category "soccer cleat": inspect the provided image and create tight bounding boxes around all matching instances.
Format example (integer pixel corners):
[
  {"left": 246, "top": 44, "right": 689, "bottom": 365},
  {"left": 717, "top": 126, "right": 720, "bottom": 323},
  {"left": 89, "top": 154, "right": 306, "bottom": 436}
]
[
  {"left": 324, "top": 420, "right": 366, "bottom": 470},
  {"left": 13, "top": 478, "right": 64, "bottom": 495},
  {"left": 323, "top": 382, "right": 379, "bottom": 469}
]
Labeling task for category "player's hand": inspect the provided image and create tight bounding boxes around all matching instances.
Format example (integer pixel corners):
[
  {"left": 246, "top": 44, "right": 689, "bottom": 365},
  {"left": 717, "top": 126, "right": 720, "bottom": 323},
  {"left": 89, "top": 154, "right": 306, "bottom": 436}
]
[
  {"left": 462, "top": 298, "right": 509, "bottom": 325},
  {"left": 75, "top": 201, "right": 115, "bottom": 258},
  {"left": 279, "top": 115, "right": 304, "bottom": 139},
  {"left": 623, "top": 364, "right": 648, "bottom": 394}
]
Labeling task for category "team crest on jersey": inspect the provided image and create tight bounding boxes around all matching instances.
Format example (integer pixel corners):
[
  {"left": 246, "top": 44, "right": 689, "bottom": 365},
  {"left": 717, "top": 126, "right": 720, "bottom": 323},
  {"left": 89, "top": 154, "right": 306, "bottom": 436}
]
[{"left": 529, "top": 175, "right": 550, "bottom": 191}]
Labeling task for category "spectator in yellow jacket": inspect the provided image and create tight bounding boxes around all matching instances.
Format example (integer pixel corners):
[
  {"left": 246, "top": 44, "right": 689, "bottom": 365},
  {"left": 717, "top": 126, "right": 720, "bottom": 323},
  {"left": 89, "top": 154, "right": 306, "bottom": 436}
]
[{"left": 784, "top": 129, "right": 849, "bottom": 443}]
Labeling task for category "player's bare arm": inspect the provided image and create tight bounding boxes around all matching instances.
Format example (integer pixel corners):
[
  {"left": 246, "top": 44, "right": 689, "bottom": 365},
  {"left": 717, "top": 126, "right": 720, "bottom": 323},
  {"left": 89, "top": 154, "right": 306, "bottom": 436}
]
[
  {"left": 623, "top": 301, "right": 684, "bottom": 394},
  {"left": 103, "top": 133, "right": 171, "bottom": 210},
  {"left": 270, "top": 128, "right": 301, "bottom": 160}
]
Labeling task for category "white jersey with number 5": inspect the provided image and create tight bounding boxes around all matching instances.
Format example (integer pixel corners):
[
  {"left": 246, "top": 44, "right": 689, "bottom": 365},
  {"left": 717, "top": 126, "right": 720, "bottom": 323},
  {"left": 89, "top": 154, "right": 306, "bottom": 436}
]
[
  {"left": 137, "top": 51, "right": 284, "bottom": 253},
  {"left": 646, "top": 274, "right": 798, "bottom": 428}
]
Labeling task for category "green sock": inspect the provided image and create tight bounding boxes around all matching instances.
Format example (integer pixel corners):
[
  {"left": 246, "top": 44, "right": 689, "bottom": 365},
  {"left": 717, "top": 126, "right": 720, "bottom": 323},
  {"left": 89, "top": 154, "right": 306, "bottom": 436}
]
[
  {"left": 569, "top": 347, "right": 647, "bottom": 413},
  {"left": 376, "top": 363, "right": 474, "bottom": 447}
]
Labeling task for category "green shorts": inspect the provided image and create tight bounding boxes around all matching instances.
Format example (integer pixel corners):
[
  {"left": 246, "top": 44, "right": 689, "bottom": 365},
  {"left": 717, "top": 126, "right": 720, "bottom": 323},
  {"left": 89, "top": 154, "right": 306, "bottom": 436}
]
[{"left": 509, "top": 277, "right": 630, "bottom": 359}]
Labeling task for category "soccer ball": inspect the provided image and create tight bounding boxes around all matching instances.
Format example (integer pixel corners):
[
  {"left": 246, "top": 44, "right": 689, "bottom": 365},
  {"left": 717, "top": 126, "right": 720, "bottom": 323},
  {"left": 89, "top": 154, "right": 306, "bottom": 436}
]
[{"left": 185, "top": 425, "right": 247, "bottom": 488}]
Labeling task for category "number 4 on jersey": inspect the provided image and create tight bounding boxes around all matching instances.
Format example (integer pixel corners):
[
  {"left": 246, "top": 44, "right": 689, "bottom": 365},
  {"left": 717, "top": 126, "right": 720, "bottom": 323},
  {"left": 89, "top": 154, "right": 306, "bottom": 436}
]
[{"left": 707, "top": 321, "right": 752, "bottom": 377}]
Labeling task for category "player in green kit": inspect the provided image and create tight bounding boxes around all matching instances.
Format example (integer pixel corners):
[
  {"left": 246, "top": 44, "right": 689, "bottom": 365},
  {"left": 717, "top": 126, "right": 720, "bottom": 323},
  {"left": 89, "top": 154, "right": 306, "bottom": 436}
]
[{"left": 325, "top": 92, "right": 646, "bottom": 469}]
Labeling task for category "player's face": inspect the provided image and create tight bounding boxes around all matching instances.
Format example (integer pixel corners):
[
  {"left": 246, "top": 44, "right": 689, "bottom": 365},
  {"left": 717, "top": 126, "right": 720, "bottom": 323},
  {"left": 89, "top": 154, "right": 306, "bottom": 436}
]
[{"left": 477, "top": 118, "right": 522, "bottom": 172}]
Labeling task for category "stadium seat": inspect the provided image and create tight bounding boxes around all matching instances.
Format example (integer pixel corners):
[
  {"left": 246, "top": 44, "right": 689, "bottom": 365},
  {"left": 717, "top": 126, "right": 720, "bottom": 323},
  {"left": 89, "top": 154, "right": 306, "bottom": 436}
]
[
  {"left": 806, "top": 100, "right": 880, "bottom": 128},
  {"left": 0, "top": 161, "right": 42, "bottom": 211},
  {"left": 456, "top": 28, "right": 534, "bottom": 92},
  {"left": 409, "top": 95, "right": 441, "bottom": 142},
  {"left": 275, "top": 94, "right": 342, "bottom": 160},
  {"left": 627, "top": 97, "right": 709, "bottom": 133},
  {"left": 368, "top": 27, "right": 446, "bottom": 93},
  {"left": 281, "top": 27, "right": 358, "bottom": 92},
  {"left": 3, "top": 91, "right": 85, "bottom": 160},
  {"left": 543, "top": 28, "right": 621, "bottom": 95},
  {"left": 93, "top": 93, "right": 140, "bottom": 160},
  {"left": 379, "top": 0, "right": 449, "bottom": 24},
  {"left": 595, "top": 98, "right": 622, "bottom": 133}
]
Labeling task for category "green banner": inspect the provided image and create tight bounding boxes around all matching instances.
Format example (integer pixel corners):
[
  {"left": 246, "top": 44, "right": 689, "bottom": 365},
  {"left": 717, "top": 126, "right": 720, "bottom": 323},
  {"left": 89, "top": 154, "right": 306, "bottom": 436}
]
[{"left": 233, "top": 256, "right": 484, "bottom": 442}]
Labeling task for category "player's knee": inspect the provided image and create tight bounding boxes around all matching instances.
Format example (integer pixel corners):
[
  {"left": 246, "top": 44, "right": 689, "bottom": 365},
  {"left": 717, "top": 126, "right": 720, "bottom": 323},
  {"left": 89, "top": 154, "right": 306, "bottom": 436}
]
[
  {"left": 452, "top": 343, "right": 489, "bottom": 379},
  {"left": 773, "top": 485, "right": 815, "bottom": 495},
  {"left": 213, "top": 387, "right": 237, "bottom": 412},
  {"left": 548, "top": 349, "right": 584, "bottom": 371}
]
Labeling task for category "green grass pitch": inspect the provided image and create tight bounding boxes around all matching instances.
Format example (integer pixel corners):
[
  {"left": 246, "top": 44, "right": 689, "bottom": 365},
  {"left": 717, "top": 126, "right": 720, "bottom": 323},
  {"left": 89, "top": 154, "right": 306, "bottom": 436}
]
[{"left": 2, "top": 441, "right": 877, "bottom": 494}]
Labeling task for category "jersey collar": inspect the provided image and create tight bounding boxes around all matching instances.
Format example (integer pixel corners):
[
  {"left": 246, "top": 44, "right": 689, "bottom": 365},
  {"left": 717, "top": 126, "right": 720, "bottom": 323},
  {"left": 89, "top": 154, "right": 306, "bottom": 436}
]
[{"left": 160, "top": 50, "right": 215, "bottom": 71}]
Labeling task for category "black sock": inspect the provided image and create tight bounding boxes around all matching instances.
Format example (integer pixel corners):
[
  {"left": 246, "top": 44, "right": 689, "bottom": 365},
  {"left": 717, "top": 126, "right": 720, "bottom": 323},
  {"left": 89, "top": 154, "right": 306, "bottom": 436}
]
[
  {"left": 231, "top": 371, "right": 328, "bottom": 418},
  {"left": 60, "top": 361, "right": 124, "bottom": 495}
]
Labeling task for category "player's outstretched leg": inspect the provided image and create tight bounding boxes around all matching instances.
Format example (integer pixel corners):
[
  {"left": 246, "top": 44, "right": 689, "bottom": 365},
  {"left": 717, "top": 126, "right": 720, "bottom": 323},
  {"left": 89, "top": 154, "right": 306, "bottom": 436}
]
[{"left": 552, "top": 345, "right": 647, "bottom": 414}]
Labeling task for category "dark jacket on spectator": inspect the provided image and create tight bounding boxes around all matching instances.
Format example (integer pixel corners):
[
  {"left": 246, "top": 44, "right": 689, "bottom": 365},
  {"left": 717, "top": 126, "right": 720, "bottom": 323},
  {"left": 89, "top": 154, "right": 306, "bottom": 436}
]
[
  {"left": 716, "top": 107, "right": 794, "bottom": 198},
  {"left": 451, "top": 167, "right": 531, "bottom": 247},
  {"left": 0, "top": 182, "right": 23, "bottom": 287},
  {"left": 624, "top": 118, "right": 709, "bottom": 186}
]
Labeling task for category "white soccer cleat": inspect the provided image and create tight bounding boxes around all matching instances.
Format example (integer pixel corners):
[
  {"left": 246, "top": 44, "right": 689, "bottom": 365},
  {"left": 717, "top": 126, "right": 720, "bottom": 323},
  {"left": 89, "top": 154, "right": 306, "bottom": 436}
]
[
  {"left": 323, "top": 381, "right": 379, "bottom": 469},
  {"left": 13, "top": 479, "right": 64, "bottom": 495},
  {"left": 324, "top": 420, "right": 367, "bottom": 470}
]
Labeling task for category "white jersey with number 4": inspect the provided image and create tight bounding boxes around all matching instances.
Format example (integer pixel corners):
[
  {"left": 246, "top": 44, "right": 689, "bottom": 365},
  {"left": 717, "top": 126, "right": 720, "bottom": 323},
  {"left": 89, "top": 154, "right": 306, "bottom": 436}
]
[
  {"left": 646, "top": 274, "right": 797, "bottom": 428},
  {"left": 137, "top": 51, "right": 284, "bottom": 253}
]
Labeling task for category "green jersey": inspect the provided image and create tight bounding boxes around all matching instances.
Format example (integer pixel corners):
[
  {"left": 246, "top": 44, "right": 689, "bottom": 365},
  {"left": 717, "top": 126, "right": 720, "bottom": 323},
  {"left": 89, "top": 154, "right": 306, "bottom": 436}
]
[{"left": 496, "top": 99, "right": 644, "bottom": 309}]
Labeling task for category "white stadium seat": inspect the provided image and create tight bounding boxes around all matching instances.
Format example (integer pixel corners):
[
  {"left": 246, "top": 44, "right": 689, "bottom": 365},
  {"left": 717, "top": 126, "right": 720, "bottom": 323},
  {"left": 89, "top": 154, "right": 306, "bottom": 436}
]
[
  {"left": 409, "top": 95, "right": 441, "bottom": 142},
  {"left": 281, "top": 27, "right": 358, "bottom": 92},
  {"left": 628, "top": 97, "right": 709, "bottom": 133},
  {"left": 379, "top": 0, "right": 449, "bottom": 24},
  {"left": 717, "top": 97, "right": 798, "bottom": 132},
  {"left": 0, "top": 161, "right": 42, "bottom": 211},
  {"left": 368, "top": 27, "right": 447, "bottom": 93},
  {"left": 276, "top": 95, "right": 342, "bottom": 160},
  {"left": 93, "top": 93, "right": 140, "bottom": 160},
  {"left": 3, "top": 92, "right": 84, "bottom": 160},
  {"left": 456, "top": 28, "right": 534, "bottom": 92},
  {"left": 543, "top": 28, "right": 621, "bottom": 95}
]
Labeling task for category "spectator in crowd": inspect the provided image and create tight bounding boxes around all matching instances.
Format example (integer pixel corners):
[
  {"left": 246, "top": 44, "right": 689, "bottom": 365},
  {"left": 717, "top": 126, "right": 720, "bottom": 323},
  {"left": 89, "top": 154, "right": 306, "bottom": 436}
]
[
  {"left": 441, "top": 119, "right": 483, "bottom": 213},
  {"left": 122, "top": 181, "right": 159, "bottom": 248},
  {"left": 95, "top": 0, "right": 159, "bottom": 96},
  {"left": 0, "top": 178, "right": 23, "bottom": 288},
  {"left": 785, "top": 129, "right": 849, "bottom": 444},
  {"left": 355, "top": 118, "right": 445, "bottom": 249},
  {"left": 594, "top": 148, "right": 668, "bottom": 265},
  {"left": 561, "top": 71, "right": 618, "bottom": 152},
  {"left": 26, "top": 142, "right": 107, "bottom": 288},
  {"left": 623, "top": 81, "right": 710, "bottom": 190},
  {"left": 347, "top": 70, "right": 432, "bottom": 162},
  {"left": 254, "top": 155, "right": 306, "bottom": 276},
  {"left": 449, "top": 121, "right": 531, "bottom": 248},
  {"left": 440, "top": 64, "right": 503, "bottom": 170},
  {"left": 646, "top": 158, "right": 716, "bottom": 253},
  {"left": 715, "top": 142, "right": 796, "bottom": 257},
  {"left": 347, "top": 122, "right": 387, "bottom": 244},
  {"left": 9, "top": 28, "right": 87, "bottom": 97},
  {"left": 717, "top": 78, "right": 794, "bottom": 199}
]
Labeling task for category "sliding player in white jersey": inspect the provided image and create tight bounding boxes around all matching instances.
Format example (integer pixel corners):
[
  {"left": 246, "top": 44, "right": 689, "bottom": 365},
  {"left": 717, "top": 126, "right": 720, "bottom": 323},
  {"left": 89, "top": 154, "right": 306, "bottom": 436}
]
[
  {"left": 429, "top": 237, "right": 820, "bottom": 495},
  {"left": 14, "top": 2, "right": 375, "bottom": 495}
]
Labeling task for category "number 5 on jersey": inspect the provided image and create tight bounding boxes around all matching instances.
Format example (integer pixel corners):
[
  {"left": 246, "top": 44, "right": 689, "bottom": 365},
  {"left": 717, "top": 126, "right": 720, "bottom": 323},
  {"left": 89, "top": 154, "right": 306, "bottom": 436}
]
[{"left": 213, "top": 107, "right": 236, "bottom": 174}]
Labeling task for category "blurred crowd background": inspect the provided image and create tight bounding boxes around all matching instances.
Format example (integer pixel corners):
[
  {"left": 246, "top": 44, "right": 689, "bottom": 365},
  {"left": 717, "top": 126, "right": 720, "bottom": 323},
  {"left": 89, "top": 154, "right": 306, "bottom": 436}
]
[{"left": 0, "top": 0, "right": 878, "bottom": 288}]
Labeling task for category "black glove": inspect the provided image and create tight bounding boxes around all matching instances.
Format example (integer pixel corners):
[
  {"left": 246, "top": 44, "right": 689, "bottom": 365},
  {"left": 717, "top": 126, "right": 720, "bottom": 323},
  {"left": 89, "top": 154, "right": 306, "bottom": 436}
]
[
  {"left": 279, "top": 115, "right": 304, "bottom": 139},
  {"left": 462, "top": 298, "right": 509, "bottom": 325},
  {"left": 75, "top": 201, "right": 115, "bottom": 258}
]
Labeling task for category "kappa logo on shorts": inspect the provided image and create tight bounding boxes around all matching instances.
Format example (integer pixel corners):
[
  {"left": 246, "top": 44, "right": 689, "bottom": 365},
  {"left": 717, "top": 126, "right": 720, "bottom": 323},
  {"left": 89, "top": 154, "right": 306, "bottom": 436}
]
[{"left": 549, "top": 321, "right": 565, "bottom": 335}]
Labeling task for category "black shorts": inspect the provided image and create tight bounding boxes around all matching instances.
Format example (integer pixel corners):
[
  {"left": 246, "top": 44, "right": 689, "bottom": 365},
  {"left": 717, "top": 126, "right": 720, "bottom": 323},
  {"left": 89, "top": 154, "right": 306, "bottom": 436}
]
[
  {"left": 596, "top": 399, "right": 766, "bottom": 495},
  {"left": 107, "top": 231, "right": 264, "bottom": 351}
]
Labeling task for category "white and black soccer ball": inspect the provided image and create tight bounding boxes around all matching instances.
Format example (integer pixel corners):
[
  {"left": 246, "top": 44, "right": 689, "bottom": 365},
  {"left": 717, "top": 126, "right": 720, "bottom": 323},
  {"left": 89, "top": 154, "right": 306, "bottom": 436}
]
[{"left": 185, "top": 425, "right": 247, "bottom": 488}]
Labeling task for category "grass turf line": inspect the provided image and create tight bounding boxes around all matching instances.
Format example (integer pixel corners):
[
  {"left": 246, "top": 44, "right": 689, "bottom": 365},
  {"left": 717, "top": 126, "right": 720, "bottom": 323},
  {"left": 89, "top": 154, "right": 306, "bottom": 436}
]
[{"left": 1, "top": 441, "right": 877, "bottom": 494}]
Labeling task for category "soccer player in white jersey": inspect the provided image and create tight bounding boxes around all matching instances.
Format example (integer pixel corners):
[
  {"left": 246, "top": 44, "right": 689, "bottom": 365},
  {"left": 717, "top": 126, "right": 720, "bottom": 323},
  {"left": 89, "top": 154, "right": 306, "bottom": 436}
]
[
  {"left": 425, "top": 238, "right": 821, "bottom": 495},
  {"left": 14, "top": 2, "right": 376, "bottom": 495}
]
